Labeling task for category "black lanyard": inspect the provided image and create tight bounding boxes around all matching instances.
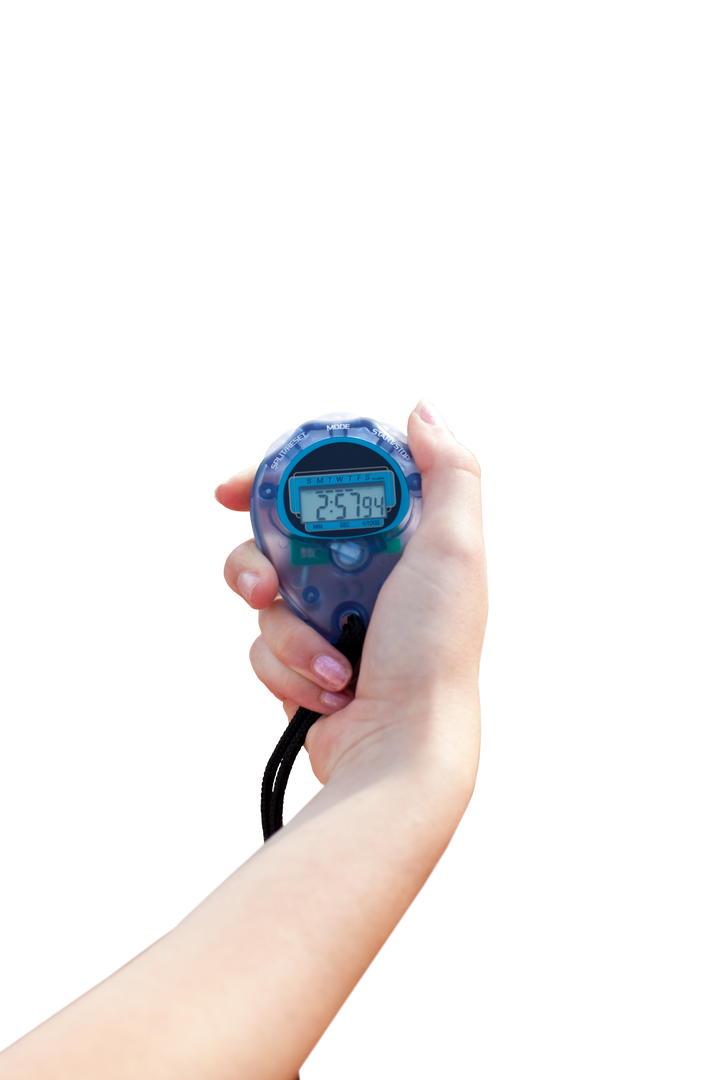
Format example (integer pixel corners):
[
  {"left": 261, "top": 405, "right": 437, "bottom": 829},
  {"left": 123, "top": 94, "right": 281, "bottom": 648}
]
[{"left": 261, "top": 614, "right": 366, "bottom": 840}]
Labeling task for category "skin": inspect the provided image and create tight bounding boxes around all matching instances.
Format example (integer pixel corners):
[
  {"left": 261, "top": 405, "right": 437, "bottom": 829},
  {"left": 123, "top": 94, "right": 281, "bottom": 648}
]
[
  {"left": 0, "top": 400, "right": 487, "bottom": 1080},
  {"left": 213, "top": 401, "right": 490, "bottom": 790}
]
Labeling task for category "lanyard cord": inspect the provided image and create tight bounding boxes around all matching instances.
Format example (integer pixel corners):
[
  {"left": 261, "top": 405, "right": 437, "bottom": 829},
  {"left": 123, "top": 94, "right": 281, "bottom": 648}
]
[{"left": 261, "top": 614, "right": 367, "bottom": 841}]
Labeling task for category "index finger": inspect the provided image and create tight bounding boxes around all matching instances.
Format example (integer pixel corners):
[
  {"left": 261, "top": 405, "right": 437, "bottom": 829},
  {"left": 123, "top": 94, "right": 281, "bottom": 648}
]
[{"left": 214, "top": 466, "right": 258, "bottom": 511}]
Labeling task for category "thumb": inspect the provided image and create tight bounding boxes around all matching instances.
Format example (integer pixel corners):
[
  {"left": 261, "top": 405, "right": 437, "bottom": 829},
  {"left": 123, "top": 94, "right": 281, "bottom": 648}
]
[
  {"left": 357, "top": 400, "right": 486, "bottom": 711},
  {"left": 407, "top": 400, "right": 484, "bottom": 553}
]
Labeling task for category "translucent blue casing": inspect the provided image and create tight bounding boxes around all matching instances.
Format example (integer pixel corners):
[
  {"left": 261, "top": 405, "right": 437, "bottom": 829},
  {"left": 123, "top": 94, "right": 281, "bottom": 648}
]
[{"left": 250, "top": 413, "right": 422, "bottom": 641}]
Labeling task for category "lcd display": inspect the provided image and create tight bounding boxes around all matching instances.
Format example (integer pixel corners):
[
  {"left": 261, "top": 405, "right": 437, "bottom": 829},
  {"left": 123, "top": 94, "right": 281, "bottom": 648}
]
[{"left": 299, "top": 482, "right": 387, "bottom": 525}]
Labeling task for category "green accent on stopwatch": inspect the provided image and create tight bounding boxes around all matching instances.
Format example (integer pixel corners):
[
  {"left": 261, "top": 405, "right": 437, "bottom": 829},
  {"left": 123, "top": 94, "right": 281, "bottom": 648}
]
[{"left": 290, "top": 542, "right": 332, "bottom": 566}]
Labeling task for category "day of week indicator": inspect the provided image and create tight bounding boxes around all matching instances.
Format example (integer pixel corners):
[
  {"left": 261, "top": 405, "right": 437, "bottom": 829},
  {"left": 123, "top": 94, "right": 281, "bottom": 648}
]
[{"left": 301, "top": 472, "right": 386, "bottom": 486}]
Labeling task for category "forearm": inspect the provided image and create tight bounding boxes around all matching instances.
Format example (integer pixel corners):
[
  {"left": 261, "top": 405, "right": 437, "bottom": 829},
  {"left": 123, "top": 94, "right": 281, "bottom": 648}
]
[
  {"left": 1, "top": 714, "right": 479, "bottom": 1080},
  {"left": 212, "top": 729, "right": 477, "bottom": 1075}
]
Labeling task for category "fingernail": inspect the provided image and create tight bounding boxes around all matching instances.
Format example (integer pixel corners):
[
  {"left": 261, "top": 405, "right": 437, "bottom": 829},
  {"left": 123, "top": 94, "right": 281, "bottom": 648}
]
[
  {"left": 211, "top": 477, "right": 227, "bottom": 505},
  {"left": 312, "top": 654, "right": 352, "bottom": 690},
  {"left": 321, "top": 690, "right": 353, "bottom": 711},
  {"left": 237, "top": 571, "right": 260, "bottom": 600},
  {"left": 415, "top": 398, "right": 447, "bottom": 428}
]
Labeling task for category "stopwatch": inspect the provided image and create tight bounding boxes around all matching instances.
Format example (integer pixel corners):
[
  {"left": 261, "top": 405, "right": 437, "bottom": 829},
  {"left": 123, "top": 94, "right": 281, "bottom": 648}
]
[{"left": 250, "top": 413, "right": 422, "bottom": 641}]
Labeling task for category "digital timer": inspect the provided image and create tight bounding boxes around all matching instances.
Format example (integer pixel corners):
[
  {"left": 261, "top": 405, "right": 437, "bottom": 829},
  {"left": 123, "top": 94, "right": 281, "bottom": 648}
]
[
  {"left": 294, "top": 475, "right": 388, "bottom": 531},
  {"left": 250, "top": 413, "right": 422, "bottom": 640}
]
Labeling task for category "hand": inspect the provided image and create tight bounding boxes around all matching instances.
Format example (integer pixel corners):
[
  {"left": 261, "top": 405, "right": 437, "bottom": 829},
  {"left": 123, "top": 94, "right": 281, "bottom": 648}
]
[{"left": 216, "top": 401, "right": 488, "bottom": 789}]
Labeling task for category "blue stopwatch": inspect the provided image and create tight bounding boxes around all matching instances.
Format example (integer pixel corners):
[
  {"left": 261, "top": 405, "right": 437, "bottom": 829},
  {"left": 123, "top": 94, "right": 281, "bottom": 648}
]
[{"left": 250, "top": 413, "right": 422, "bottom": 641}]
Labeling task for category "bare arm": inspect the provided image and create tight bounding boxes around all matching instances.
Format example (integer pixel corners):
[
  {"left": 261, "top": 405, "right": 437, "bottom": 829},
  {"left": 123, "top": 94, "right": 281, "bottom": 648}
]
[
  {"left": 2, "top": 753, "right": 475, "bottom": 1080},
  {"left": 0, "top": 402, "right": 487, "bottom": 1080}
]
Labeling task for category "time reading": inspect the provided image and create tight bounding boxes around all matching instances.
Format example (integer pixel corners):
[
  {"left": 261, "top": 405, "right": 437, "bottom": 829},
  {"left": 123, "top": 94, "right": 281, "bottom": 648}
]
[{"left": 299, "top": 482, "right": 386, "bottom": 524}]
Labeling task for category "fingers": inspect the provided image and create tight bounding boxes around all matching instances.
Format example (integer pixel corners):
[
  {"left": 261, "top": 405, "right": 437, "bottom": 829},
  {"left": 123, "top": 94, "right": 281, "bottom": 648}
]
[
  {"left": 213, "top": 455, "right": 351, "bottom": 717},
  {"left": 227, "top": 543, "right": 354, "bottom": 711},
  {"left": 223, "top": 539, "right": 279, "bottom": 609},
  {"left": 258, "top": 599, "right": 354, "bottom": 692},
  {"left": 212, "top": 457, "right": 280, "bottom": 609},
  {"left": 215, "top": 463, "right": 356, "bottom": 721},
  {"left": 214, "top": 466, "right": 257, "bottom": 511},
  {"left": 250, "top": 637, "right": 354, "bottom": 715}
]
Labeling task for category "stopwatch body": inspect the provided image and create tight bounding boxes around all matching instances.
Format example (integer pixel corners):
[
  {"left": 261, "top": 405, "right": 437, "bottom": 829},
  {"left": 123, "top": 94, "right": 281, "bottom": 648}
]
[{"left": 250, "top": 413, "right": 422, "bottom": 641}]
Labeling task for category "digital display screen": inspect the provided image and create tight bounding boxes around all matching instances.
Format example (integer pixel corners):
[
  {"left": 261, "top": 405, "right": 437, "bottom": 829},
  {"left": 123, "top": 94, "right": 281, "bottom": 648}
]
[{"left": 299, "top": 483, "right": 386, "bottom": 526}]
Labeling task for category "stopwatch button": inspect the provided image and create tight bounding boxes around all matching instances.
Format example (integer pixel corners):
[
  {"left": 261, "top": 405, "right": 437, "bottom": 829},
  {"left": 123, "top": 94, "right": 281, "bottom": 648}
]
[
  {"left": 259, "top": 482, "right": 277, "bottom": 500},
  {"left": 329, "top": 540, "right": 369, "bottom": 571}
]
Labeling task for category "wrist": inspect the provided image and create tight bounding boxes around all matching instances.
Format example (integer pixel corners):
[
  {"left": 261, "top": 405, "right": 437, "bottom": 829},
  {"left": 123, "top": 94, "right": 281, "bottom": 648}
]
[{"left": 325, "top": 698, "right": 481, "bottom": 827}]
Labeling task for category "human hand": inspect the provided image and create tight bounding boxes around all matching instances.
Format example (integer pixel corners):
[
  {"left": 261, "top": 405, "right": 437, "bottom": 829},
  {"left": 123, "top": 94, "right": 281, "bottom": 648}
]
[{"left": 216, "top": 401, "right": 487, "bottom": 790}]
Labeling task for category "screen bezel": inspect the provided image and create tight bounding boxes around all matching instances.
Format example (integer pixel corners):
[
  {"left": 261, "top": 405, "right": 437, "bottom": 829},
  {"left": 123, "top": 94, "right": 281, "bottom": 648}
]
[{"left": 277, "top": 437, "right": 409, "bottom": 540}]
